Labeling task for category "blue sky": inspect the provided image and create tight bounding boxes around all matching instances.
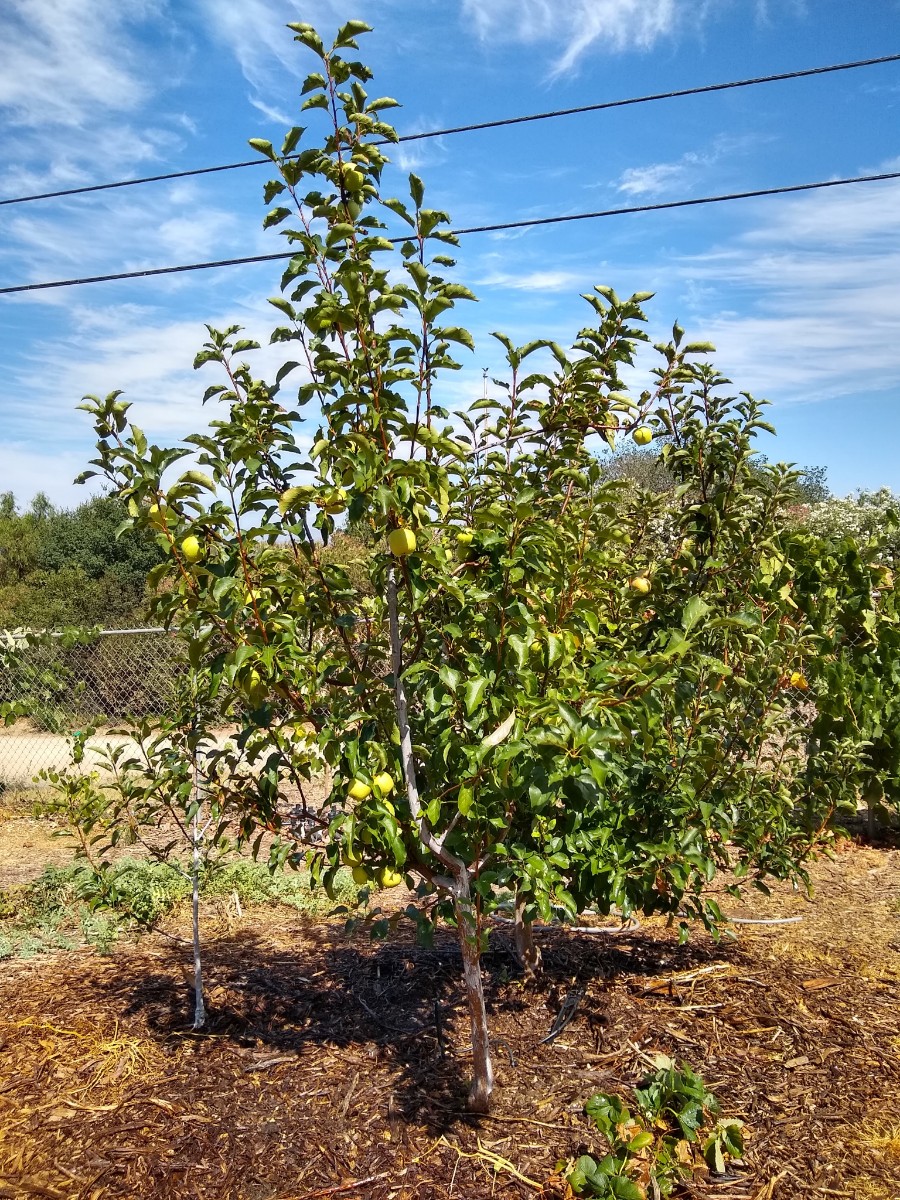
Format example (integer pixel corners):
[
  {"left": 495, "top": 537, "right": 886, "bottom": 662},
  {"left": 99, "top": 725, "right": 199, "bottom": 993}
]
[{"left": 1, "top": 0, "right": 899, "bottom": 507}]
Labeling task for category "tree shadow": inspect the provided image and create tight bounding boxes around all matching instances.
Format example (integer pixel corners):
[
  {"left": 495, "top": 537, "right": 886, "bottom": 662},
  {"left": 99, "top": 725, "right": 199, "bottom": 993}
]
[{"left": 91, "top": 916, "right": 738, "bottom": 1133}]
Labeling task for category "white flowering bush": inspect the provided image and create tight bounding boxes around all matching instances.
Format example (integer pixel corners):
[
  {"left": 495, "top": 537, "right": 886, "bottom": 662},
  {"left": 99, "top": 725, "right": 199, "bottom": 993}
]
[{"left": 801, "top": 490, "right": 900, "bottom": 565}]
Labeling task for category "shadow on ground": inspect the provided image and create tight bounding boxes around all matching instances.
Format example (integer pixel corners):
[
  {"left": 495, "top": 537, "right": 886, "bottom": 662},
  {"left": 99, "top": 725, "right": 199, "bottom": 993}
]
[{"left": 91, "top": 919, "right": 732, "bottom": 1130}]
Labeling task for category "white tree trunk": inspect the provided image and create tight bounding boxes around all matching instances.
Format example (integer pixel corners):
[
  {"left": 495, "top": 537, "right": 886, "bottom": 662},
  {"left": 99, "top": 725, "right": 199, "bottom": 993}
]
[{"left": 454, "top": 870, "right": 494, "bottom": 1113}]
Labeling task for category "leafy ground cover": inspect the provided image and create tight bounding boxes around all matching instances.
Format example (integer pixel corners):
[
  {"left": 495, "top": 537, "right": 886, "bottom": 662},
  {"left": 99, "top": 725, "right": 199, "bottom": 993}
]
[{"left": 0, "top": 832, "right": 897, "bottom": 1200}]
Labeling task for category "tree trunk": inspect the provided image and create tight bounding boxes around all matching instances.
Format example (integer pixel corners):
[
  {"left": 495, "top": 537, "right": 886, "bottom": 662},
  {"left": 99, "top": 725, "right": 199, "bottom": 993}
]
[
  {"left": 191, "top": 805, "right": 206, "bottom": 1031},
  {"left": 190, "top": 731, "right": 206, "bottom": 1031},
  {"left": 864, "top": 780, "right": 882, "bottom": 842},
  {"left": 386, "top": 566, "right": 493, "bottom": 1110},
  {"left": 453, "top": 870, "right": 494, "bottom": 1113},
  {"left": 513, "top": 888, "right": 542, "bottom": 981}
]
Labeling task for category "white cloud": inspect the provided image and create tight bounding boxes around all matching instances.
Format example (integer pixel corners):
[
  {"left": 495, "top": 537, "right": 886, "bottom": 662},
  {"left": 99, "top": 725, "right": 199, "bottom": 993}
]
[
  {"left": 0, "top": 0, "right": 159, "bottom": 128},
  {"left": 460, "top": 0, "right": 743, "bottom": 75},
  {"left": 616, "top": 159, "right": 697, "bottom": 198},
  {"left": 196, "top": 0, "right": 349, "bottom": 119},
  {"left": 612, "top": 134, "right": 767, "bottom": 198},
  {"left": 476, "top": 268, "right": 583, "bottom": 292},
  {"left": 2, "top": 285, "right": 318, "bottom": 509},
  {"left": 0, "top": 179, "right": 256, "bottom": 293},
  {"left": 675, "top": 174, "right": 900, "bottom": 403},
  {"left": 0, "top": 0, "right": 195, "bottom": 212},
  {"left": 0, "top": 443, "right": 102, "bottom": 509}
]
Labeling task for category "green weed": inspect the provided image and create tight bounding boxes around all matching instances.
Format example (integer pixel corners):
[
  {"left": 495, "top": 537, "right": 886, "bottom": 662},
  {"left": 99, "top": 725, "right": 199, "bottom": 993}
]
[
  {"left": 566, "top": 1058, "right": 744, "bottom": 1198},
  {"left": 0, "top": 857, "right": 356, "bottom": 961}
]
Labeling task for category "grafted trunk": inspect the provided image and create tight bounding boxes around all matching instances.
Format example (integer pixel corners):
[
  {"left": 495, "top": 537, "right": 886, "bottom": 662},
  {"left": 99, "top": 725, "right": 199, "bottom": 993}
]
[
  {"left": 453, "top": 871, "right": 494, "bottom": 1113},
  {"left": 513, "top": 889, "right": 542, "bottom": 981}
]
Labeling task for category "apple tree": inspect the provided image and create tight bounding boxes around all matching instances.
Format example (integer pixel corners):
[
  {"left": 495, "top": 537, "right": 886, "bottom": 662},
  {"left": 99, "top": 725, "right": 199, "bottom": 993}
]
[{"left": 78, "top": 21, "right": 834, "bottom": 1110}]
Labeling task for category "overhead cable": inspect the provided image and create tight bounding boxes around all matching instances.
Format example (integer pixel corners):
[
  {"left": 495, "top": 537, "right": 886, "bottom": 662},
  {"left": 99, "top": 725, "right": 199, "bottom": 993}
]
[
  {"left": 2, "top": 168, "right": 899, "bottom": 297},
  {"left": 1, "top": 51, "right": 898, "bottom": 209}
]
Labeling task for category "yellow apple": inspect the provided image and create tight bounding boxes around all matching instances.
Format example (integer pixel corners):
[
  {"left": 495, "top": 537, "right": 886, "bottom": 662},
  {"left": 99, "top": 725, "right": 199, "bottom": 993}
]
[
  {"left": 632, "top": 426, "right": 653, "bottom": 446},
  {"left": 348, "top": 779, "right": 371, "bottom": 801},
  {"left": 351, "top": 865, "right": 369, "bottom": 887},
  {"left": 246, "top": 668, "right": 265, "bottom": 705},
  {"left": 388, "top": 528, "right": 416, "bottom": 556},
  {"left": 343, "top": 167, "right": 365, "bottom": 192},
  {"left": 373, "top": 771, "right": 395, "bottom": 796},
  {"left": 629, "top": 576, "right": 651, "bottom": 595},
  {"left": 324, "top": 488, "right": 347, "bottom": 515},
  {"left": 456, "top": 528, "right": 474, "bottom": 546},
  {"left": 181, "top": 535, "right": 202, "bottom": 563},
  {"left": 342, "top": 846, "right": 362, "bottom": 867},
  {"left": 378, "top": 867, "right": 403, "bottom": 888}
]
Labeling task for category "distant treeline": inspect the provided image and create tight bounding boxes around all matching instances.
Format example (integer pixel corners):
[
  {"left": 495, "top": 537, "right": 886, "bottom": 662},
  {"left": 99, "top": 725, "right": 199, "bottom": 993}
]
[{"left": 0, "top": 492, "right": 164, "bottom": 630}]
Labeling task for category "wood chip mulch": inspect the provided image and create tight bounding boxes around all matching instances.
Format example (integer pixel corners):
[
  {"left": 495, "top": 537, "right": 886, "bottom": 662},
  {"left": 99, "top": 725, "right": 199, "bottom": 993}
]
[{"left": 0, "top": 842, "right": 898, "bottom": 1200}]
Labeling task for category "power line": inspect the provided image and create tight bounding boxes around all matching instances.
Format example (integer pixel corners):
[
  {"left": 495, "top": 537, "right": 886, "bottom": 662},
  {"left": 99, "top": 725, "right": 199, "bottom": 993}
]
[
  {"left": 2, "top": 168, "right": 899, "bottom": 297},
  {"left": 1, "top": 51, "right": 898, "bottom": 209}
]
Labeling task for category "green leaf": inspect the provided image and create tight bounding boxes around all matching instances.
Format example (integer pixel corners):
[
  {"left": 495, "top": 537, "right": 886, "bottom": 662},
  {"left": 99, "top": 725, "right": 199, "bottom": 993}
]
[
  {"left": 179, "top": 469, "right": 216, "bottom": 491},
  {"left": 335, "top": 19, "right": 372, "bottom": 47},
  {"left": 463, "top": 677, "right": 488, "bottom": 715},
  {"left": 248, "top": 138, "right": 275, "bottom": 161},
  {"left": 681, "top": 595, "right": 710, "bottom": 634}
]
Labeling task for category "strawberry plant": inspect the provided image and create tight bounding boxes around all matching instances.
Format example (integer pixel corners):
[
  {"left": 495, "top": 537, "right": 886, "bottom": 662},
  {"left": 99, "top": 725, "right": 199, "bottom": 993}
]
[{"left": 568, "top": 1059, "right": 744, "bottom": 1197}]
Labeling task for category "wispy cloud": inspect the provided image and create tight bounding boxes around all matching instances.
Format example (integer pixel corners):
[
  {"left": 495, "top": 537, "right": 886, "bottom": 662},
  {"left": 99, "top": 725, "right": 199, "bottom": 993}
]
[
  {"left": 674, "top": 171, "right": 900, "bottom": 402},
  {"left": 0, "top": 0, "right": 196, "bottom": 205},
  {"left": 1, "top": 180, "right": 253, "bottom": 291},
  {"left": 476, "top": 267, "right": 583, "bottom": 292},
  {"left": 459, "top": 0, "right": 755, "bottom": 75},
  {"left": 0, "top": 0, "right": 158, "bottom": 128},
  {"left": 612, "top": 134, "right": 768, "bottom": 198},
  {"left": 4, "top": 288, "right": 313, "bottom": 505},
  {"left": 196, "top": 0, "right": 349, "bottom": 125},
  {"left": 616, "top": 158, "right": 701, "bottom": 198}
]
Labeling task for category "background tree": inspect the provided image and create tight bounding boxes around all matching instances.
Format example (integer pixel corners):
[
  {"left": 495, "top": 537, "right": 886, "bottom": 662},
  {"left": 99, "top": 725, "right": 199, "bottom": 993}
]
[{"left": 0, "top": 493, "right": 164, "bottom": 630}]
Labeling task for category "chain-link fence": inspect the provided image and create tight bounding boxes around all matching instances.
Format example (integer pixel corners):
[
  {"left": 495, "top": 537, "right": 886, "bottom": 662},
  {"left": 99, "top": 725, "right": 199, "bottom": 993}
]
[{"left": 0, "top": 629, "right": 185, "bottom": 791}]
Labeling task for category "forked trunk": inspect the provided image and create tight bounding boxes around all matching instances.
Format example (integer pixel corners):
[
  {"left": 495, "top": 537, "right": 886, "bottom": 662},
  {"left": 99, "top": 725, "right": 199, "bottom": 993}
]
[
  {"left": 453, "top": 870, "right": 494, "bottom": 1113},
  {"left": 513, "top": 888, "right": 542, "bottom": 981}
]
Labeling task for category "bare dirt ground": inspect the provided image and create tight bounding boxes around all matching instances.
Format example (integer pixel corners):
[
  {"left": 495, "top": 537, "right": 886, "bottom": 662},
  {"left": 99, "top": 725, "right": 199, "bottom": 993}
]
[{"left": 0, "top": 806, "right": 898, "bottom": 1200}]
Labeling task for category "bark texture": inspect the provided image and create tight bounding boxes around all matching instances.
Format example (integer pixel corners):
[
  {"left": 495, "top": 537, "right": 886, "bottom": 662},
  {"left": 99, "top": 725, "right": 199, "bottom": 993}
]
[
  {"left": 513, "top": 889, "right": 543, "bottom": 981},
  {"left": 454, "top": 875, "right": 494, "bottom": 1113}
]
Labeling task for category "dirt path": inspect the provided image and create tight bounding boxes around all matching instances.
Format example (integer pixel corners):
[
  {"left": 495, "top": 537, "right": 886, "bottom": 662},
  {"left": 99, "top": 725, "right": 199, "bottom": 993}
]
[
  {"left": 0, "top": 842, "right": 897, "bottom": 1199},
  {"left": 0, "top": 816, "right": 74, "bottom": 887}
]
